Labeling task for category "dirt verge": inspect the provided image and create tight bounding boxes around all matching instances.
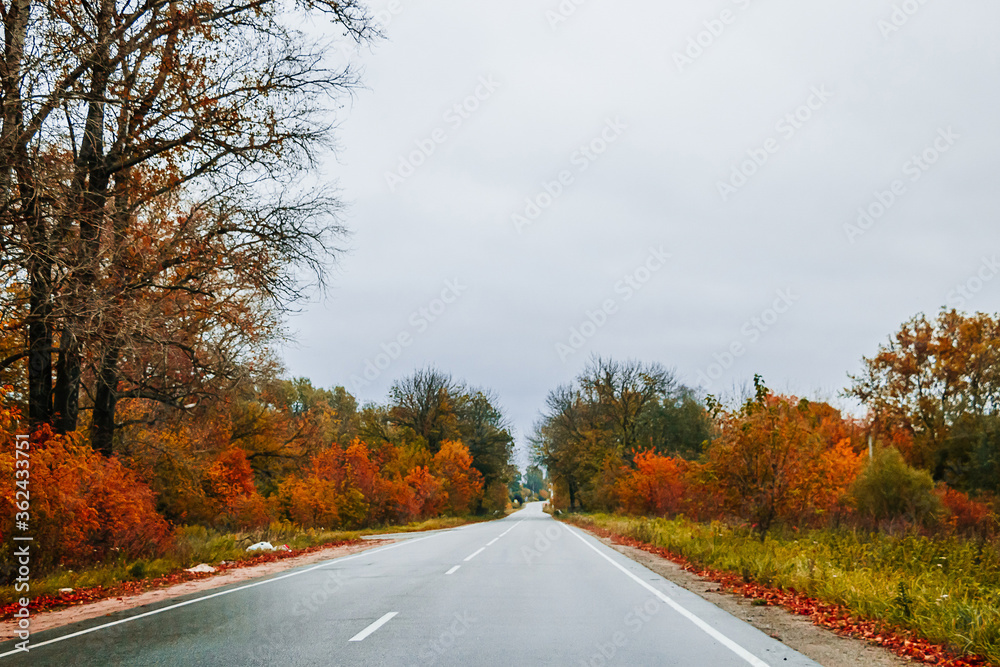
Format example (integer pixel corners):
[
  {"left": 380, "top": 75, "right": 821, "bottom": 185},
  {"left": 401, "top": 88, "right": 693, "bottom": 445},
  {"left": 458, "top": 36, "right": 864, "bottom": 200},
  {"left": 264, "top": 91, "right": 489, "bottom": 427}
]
[
  {"left": 593, "top": 533, "right": 910, "bottom": 667},
  {"left": 0, "top": 539, "right": 386, "bottom": 642}
]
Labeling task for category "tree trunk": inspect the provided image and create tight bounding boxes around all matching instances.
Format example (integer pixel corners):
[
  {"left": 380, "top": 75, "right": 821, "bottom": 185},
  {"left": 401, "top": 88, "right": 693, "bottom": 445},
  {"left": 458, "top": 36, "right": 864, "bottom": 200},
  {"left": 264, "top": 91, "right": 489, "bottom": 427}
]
[
  {"left": 91, "top": 345, "right": 119, "bottom": 457},
  {"left": 27, "top": 277, "right": 52, "bottom": 425},
  {"left": 5, "top": 0, "right": 51, "bottom": 426},
  {"left": 53, "top": 0, "right": 113, "bottom": 436},
  {"left": 25, "top": 189, "right": 52, "bottom": 426},
  {"left": 53, "top": 329, "right": 81, "bottom": 433}
]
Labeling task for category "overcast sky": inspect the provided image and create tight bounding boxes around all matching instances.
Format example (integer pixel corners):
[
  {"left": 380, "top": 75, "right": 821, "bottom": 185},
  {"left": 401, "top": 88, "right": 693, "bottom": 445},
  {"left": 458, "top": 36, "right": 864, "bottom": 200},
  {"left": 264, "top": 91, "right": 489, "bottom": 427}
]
[{"left": 279, "top": 0, "right": 1000, "bottom": 464}]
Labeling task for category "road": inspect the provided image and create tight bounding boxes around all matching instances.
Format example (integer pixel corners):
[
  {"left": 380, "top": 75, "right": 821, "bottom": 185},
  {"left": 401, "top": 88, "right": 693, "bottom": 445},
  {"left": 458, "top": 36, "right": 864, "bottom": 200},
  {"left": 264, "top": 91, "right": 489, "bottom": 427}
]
[{"left": 0, "top": 502, "right": 821, "bottom": 666}]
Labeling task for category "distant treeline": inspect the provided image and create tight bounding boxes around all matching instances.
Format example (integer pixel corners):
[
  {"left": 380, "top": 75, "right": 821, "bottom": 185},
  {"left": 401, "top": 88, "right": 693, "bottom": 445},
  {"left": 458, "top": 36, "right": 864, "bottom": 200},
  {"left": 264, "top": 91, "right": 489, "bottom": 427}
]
[{"left": 534, "top": 310, "right": 1000, "bottom": 540}]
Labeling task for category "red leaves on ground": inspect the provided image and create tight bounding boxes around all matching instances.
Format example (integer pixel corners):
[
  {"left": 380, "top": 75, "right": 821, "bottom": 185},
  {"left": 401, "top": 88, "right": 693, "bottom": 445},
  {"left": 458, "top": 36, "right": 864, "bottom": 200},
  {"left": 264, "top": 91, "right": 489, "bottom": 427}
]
[{"left": 575, "top": 522, "right": 992, "bottom": 667}]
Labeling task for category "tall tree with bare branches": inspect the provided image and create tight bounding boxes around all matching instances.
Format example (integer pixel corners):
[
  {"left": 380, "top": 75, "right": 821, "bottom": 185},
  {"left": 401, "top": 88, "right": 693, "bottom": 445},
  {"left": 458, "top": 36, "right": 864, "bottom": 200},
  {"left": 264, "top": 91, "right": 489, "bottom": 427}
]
[{"left": 1, "top": 0, "right": 376, "bottom": 453}]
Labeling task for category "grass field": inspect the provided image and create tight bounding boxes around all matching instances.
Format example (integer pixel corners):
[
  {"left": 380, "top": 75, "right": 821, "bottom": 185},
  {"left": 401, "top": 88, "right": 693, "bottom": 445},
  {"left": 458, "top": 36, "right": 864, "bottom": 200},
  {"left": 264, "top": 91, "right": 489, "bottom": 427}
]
[{"left": 567, "top": 513, "right": 1000, "bottom": 663}]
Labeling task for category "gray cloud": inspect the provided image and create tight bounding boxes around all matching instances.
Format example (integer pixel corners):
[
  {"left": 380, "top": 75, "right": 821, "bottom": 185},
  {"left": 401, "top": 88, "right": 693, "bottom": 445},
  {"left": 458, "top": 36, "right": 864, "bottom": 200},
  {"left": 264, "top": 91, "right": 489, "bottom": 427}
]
[{"left": 281, "top": 0, "right": 1000, "bottom": 462}]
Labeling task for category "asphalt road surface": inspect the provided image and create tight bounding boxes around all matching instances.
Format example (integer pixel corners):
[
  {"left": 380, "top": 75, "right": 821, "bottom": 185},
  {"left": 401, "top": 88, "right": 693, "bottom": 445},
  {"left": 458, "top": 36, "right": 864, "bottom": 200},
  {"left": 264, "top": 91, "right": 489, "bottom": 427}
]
[{"left": 0, "top": 502, "right": 821, "bottom": 666}]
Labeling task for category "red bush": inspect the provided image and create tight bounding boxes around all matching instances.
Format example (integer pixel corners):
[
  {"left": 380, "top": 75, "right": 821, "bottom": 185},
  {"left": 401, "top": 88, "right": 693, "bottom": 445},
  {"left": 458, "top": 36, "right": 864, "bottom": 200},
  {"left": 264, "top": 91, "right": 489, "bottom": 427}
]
[
  {"left": 0, "top": 421, "right": 170, "bottom": 575},
  {"left": 204, "top": 447, "right": 272, "bottom": 529},
  {"left": 404, "top": 466, "right": 446, "bottom": 519},
  {"left": 936, "top": 485, "right": 997, "bottom": 538},
  {"left": 616, "top": 451, "right": 688, "bottom": 517}
]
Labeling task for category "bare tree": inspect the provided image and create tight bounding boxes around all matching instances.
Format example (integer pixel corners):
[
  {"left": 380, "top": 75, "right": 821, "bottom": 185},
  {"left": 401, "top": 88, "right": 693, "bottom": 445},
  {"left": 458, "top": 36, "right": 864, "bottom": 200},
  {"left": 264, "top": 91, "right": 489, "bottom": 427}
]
[
  {"left": 1, "top": 0, "right": 376, "bottom": 452},
  {"left": 388, "top": 367, "right": 461, "bottom": 453},
  {"left": 578, "top": 356, "right": 677, "bottom": 457}
]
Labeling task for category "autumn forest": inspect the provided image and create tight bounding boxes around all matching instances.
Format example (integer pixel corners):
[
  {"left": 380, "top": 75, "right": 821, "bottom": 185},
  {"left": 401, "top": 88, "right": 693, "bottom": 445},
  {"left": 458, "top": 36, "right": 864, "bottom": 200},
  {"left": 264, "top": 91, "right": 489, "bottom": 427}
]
[{"left": 1, "top": 0, "right": 1000, "bottom": 664}]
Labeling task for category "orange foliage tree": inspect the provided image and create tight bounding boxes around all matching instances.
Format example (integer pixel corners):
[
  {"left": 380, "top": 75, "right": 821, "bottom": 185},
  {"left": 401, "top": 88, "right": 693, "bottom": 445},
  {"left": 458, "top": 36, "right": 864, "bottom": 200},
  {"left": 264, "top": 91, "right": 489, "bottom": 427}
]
[
  {"left": 706, "top": 377, "right": 863, "bottom": 537},
  {"left": 848, "top": 310, "right": 1000, "bottom": 492},
  {"left": 204, "top": 448, "right": 272, "bottom": 530},
  {"left": 432, "top": 441, "right": 485, "bottom": 515}
]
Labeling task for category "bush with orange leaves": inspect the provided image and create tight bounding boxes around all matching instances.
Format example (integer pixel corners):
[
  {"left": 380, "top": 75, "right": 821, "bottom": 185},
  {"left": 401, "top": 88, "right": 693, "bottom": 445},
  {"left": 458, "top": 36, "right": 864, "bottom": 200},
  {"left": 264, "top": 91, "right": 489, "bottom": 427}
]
[
  {"left": 615, "top": 450, "right": 690, "bottom": 517},
  {"left": 0, "top": 390, "right": 169, "bottom": 577},
  {"left": 705, "top": 379, "right": 863, "bottom": 537},
  {"left": 278, "top": 445, "right": 358, "bottom": 529},
  {"left": 936, "top": 485, "right": 998, "bottom": 540},
  {"left": 404, "top": 466, "right": 446, "bottom": 520},
  {"left": 277, "top": 439, "right": 476, "bottom": 529},
  {"left": 204, "top": 448, "right": 273, "bottom": 530},
  {"left": 431, "top": 440, "right": 484, "bottom": 515}
]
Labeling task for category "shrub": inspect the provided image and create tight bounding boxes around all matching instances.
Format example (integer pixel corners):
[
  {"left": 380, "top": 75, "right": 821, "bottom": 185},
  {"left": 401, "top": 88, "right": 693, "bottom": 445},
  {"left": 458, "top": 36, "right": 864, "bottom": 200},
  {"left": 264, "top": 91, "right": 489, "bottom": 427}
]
[
  {"left": 851, "top": 447, "right": 942, "bottom": 528},
  {"left": 404, "top": 466, "right": 446, "bottom": 519},
  {"left": 204, "top": 447, "right": 273, "bottom": 530},
  {"left": 936, "top": 485, "right": 997, "bottom": 539},
  {"left": 0, "top": 423, "right": 170, "bottom": 578},
  {"left": 615, "top": 451, "right": 688, "bottom": 517}
]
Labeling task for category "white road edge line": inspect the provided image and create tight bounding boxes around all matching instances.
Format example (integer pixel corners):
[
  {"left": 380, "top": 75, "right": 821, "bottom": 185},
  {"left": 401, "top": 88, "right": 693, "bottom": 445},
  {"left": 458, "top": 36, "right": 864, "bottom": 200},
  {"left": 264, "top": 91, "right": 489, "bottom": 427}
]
[
  {"left": 348, "top": 612, "right": 398, "bottom": 642},
  {"left": 498, "top": 520, "right": 523, "bottom": 538},
  {"left": 464, "top": 547, "right": 485, "bottom": 562},
  {"left": 445, "top": 566, "right": 460, "bottom": 575},
  {"left": 562, "top": 524, "right": 771, "bottom": 667},
  {"left": 0, "top": 536, "right": 435, "bottom": 659},
  {"left": 487, "top": 538, "right": 499, "bottom": 546}
]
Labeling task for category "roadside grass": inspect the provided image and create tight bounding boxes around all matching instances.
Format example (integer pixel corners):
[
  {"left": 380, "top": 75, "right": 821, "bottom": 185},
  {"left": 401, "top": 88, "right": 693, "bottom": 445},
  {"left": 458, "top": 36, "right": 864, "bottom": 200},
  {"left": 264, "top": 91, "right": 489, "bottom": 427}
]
[
  {"left": 0, "top": 515, "right": 488, "bottom": 608},
  {"left": 358, "top": 514, "right": 495, "bottom": 535},
  {"left": 567, "top": 513, "right": 1000, "bottom": 664}
]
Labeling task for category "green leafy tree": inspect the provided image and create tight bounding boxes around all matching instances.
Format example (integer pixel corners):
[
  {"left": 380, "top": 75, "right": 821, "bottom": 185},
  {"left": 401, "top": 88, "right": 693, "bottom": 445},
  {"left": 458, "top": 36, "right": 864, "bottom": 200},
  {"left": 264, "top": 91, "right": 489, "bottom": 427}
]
[
  {"left": 848, "top": 309, "right": 1000, "bottom": 491},
  {"left": 851, "top": 447, "right": 942, "bottom": 528},
  {"left": 524, "top": 465, "right": 546, "bottom": 495}
]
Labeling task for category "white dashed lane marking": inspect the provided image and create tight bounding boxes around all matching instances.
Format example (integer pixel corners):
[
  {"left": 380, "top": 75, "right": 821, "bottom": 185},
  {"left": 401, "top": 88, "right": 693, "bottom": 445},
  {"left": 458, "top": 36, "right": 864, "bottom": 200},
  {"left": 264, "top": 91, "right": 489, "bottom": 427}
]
[{"left": 349, "top": 612, "right": 398, "bottom": 642}]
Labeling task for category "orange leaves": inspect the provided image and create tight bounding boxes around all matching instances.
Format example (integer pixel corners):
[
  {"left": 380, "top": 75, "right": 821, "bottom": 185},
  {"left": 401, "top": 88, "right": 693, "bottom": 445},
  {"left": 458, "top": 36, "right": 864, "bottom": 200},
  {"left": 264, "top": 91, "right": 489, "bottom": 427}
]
[
  {"left": 343, "top": 439, "right": 379, "bottom": 499},
  {"left": 431, "top": 440, "right": 484, "bottom": 515},
  {"left": 404, "top": 466, "right": 446, "bottom": 520},
  {"left": 205, "top": 448, "right": 257, "bottom": 501},
  {"left": 814, "top": 438, "right": 864, "bottom": 516},
  {"left": 615, "top": 451, "right": 689, "bottom": 517},
  {"left": 849, "top": 310, "right": 1000, "bottom": 490},
  {"left": 601, "top": 389, "right": 866, "bottom": 532},
  {"left": 277, "top": 439, "right": 481, "bottom": 529},
  {"left": 705, "top": 394, "right": 864, "bottom": 534},
  {"left": 0, "top": 425, "right": 169, "bottom": 572},
  {"left": 0, "top": 387, "right": 19, "bottom": 435},
  {"left": 277, "top": 438, "right": 482, "bottom": 528},
  {"left": 204, "top": 448, "right": 272, "bottom": 530},
  {"left": 279, "top": 474, "right": 342, "bottom": 530}
]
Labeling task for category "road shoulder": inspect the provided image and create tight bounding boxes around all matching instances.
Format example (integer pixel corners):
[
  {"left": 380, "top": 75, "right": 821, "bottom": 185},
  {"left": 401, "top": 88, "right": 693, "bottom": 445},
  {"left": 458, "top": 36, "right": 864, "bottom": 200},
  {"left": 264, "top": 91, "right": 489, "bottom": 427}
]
[
  {"left": 598, "top": 535, "right": 909, "bottom": 667},
  {"left": 0, "top": 540, "right": 388, "bottom": 642}
]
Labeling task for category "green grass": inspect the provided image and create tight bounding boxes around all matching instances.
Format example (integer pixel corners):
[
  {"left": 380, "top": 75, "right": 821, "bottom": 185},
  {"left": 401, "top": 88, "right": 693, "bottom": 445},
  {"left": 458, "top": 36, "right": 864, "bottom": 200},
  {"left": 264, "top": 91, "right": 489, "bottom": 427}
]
[
  {"left": 567, "top": 513, "right": 1000, "bottom": 663},
  {"left": 0, "top": 515, "right": 489, "bottom": 608}
]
